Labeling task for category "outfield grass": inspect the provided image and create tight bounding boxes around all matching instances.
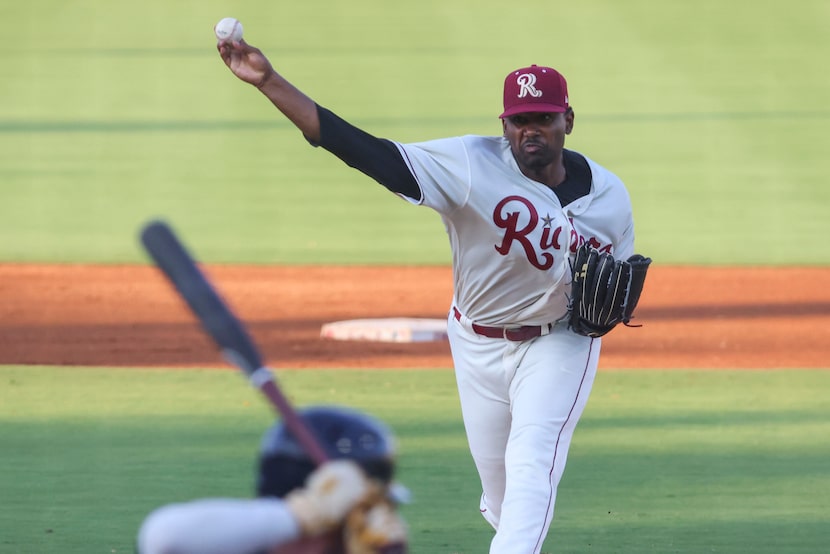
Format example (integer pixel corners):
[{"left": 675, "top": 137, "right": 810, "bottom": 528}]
[
  {"left": 1, "top": 366, "right": 828, "bottom": 553},
  {"left": 1, "top": 1, "right": 828, "bottom": 265}
]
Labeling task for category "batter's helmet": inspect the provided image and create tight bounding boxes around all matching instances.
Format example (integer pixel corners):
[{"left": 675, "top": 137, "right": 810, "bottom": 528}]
[{"left": 256, "top": 405, "right": 396, "bottom": 498}]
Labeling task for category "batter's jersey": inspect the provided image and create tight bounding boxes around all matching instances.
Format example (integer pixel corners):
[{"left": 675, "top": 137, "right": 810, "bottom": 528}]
[
  {"left": 395, "top": 136, "right": 634, "bottom": 327},
  {"left": 137, "top": 497, "right": 302, "bottom": 554}
]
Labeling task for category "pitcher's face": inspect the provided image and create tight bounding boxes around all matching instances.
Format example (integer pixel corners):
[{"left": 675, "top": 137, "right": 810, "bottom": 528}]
[{"left": 503, "top": 110, "right": 573, "bottom": 172}]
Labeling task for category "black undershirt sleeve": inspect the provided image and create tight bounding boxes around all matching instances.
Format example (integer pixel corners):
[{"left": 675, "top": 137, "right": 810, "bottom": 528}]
[{"left": 310, "top": 105, "right": 422, "bottom": 201}]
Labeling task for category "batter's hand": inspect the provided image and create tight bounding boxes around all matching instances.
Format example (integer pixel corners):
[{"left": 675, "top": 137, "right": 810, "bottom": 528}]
[
  {"left": 285, "top": 460, "right": 372, "bottom": 537},
  {"left": 217, "top": 39, "right": 275, "bottom": 89},
  {"left": 344, "top": 497, "right": 408, "bottom": 554}
]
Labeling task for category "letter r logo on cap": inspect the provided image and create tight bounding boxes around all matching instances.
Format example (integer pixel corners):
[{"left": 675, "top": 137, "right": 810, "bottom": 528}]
[{"left": 516, "top": 73, "right": 543, "bottom": 99}]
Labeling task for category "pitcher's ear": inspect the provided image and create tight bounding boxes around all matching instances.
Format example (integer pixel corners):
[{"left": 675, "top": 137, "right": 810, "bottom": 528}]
[{"left": 565, "top": 108, "right": 575, "bottom": 134}]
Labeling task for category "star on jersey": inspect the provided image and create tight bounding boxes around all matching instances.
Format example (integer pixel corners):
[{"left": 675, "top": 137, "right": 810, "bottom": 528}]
[{"left": 542, "top": 213, "right": 555, "bottom": 227}]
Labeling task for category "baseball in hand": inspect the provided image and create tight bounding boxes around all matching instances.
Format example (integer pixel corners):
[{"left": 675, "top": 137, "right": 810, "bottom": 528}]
[{"left": 214, "top": 17, "right": 243, "bottom": 42}]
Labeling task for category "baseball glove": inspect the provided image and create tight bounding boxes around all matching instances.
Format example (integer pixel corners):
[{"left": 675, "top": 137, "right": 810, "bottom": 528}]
[{"left": 568, "top": 243, "right": 652, "bottom": 338}]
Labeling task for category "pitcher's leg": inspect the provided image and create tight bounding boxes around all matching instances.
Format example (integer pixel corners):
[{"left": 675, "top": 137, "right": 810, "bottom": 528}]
[
  {"left": 448, "top": 317, "right": 512, "bottom": 528},
  {"left": 490, "top": 330, "right": 600, "bottom": 554}
]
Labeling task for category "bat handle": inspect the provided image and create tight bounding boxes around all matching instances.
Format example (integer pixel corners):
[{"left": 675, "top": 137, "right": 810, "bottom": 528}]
[{"left": 250, "top": 368, "right": 330, "bottom": 465}]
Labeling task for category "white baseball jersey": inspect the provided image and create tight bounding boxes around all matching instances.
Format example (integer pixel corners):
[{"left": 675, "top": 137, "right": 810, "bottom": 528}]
[{"left": 396, "top": 135, "right": 634, "bottom": 325}]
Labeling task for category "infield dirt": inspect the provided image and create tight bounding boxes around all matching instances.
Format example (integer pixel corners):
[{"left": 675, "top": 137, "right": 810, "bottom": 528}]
[{"left": 1, "top": 265, "right": 828, "bottom": 370}]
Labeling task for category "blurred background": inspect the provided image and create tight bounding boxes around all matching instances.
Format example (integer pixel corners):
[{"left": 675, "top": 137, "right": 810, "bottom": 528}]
[{"left": 2, "top": 0, "right": 828, "bottom": 265}]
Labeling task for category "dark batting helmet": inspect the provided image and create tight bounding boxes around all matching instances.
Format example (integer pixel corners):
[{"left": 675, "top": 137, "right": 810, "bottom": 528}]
[{"left": 256, "top": 405, "right": 396, "bottom": 498}]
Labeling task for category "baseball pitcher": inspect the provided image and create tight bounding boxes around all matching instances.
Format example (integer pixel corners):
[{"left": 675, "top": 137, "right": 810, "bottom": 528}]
[{"left": 217, "top": 31, "right": 649, "bottom": 554}]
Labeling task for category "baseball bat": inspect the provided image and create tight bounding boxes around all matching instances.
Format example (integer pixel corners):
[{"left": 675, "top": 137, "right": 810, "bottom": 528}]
[{"left": 139, "top": 219, "right": 329, "bottom": 465}]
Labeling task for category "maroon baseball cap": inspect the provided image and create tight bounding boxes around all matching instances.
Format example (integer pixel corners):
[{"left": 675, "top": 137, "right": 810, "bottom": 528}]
[{"left": 500, "top": 65, "right": 569, "bottom": 119}]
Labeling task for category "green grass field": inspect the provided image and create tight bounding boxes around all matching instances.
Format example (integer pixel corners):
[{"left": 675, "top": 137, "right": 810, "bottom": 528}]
[
  {"left": 1, "top": 1, "right": 829, "bottom": 553},
  {"left": 1, "top": 1, "right": 828, "bottom": 264},
  {"left": 2, "top": 367, "right": 828, "bottom": 553}
]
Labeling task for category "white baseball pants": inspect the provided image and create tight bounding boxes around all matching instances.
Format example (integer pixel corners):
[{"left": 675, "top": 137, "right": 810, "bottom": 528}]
[{"left": 447, "top": 313, "right": 600, "bottom": 554}]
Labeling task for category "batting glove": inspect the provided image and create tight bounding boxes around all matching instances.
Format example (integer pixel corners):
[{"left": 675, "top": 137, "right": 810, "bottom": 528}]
[
  {"left": 344, "top": 498, "right": 409, "bottom": 554},
  {"left": 285, "top": 460, "right": 371, "bottom": 536}
]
